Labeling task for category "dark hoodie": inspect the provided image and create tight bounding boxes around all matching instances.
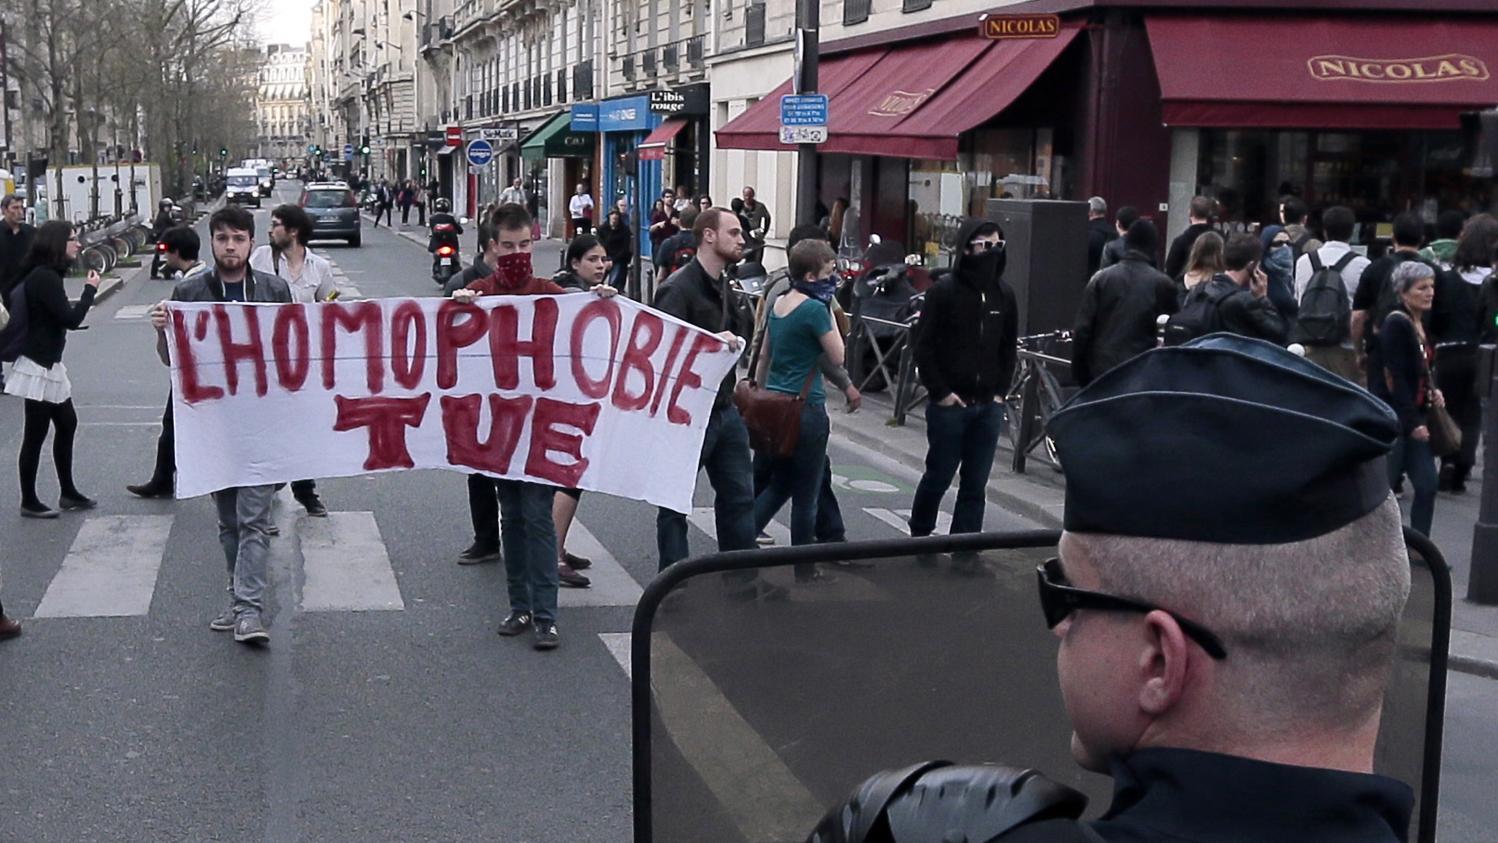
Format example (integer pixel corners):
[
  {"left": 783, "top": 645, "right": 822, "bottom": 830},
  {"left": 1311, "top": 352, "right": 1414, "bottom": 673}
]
[{"left": 913, "top": 217, "right": 1019, "bottom": 404}]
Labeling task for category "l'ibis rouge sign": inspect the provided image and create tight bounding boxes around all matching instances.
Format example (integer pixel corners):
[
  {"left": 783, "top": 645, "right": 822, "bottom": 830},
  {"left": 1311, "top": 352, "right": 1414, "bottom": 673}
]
[{"left": 978, "top": 13, "right": 1061, "bottom": 40}]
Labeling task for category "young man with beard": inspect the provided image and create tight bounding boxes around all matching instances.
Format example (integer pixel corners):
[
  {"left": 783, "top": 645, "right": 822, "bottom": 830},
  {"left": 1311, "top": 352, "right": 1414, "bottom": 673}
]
[
  {"left": 651, "top": 208, "right": 758, "bottom": 581},
  {"left": 910, "top": 218, "right": 1017, "bottom": 546},
  {"left": 250, "top": 204, "right": 338, "bottom": 517},
  {"left": 451, "top": 203, "right": 617, "bottom": 650},
  {"left": 149, "top": 206, "right": 292, "bottom": 645}
]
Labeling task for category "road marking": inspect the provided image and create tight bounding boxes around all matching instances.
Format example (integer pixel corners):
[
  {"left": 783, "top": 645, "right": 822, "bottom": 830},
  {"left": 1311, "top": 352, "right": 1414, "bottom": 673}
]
[
  {"left": 560, "top": 520, "right": 644, "bottom": 607},
  {"left": 863, "top": 507, "right": 951, "bottom": 536},
  {"left": 648, "top": 632, "right": 826, "bottom": 840},
  {"left": 690, "top": 508, "right": 888, "bottom": 602},
  {"left": 299, "top": 511, "right": 405, "bottom": 611},
  {"left": 113, "top": 304, "right": 153, "bottom": 320},
  {"left": 33, "top": 515, "right": 174, "bottom": 618},
  {"left": 598, "top": 632, "right": 632, "bottom": 679},
  {"left": 690, "top": 506, "right": 791, "bottom": 545}
]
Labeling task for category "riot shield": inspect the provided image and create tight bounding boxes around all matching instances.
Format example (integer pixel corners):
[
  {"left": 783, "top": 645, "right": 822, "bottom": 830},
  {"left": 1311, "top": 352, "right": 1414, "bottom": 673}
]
[{"left": 630, "top": 529, "right": 1450, "bottom": 843}]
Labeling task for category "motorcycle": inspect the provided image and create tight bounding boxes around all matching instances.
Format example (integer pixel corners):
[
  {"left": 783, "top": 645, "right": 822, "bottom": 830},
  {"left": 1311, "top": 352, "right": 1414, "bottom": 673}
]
[{"left": 429, "top": 219, "right": 465, "bottom": 286}]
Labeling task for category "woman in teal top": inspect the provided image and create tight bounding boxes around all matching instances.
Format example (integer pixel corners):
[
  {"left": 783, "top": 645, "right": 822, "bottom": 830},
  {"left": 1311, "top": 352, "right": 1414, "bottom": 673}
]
[{"left": 752, "top": 239, "right": 845, "bottom": 580}]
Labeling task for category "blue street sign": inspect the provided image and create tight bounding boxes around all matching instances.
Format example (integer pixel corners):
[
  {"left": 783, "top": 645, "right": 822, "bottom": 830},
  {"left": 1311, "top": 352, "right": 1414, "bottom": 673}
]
[
  {"left": 780, "top": 94, "right": 829, "bottom": 127},
  {"left": 466, "top": 138, "right": 495, "bottom": 167},
  {"left": 342, "top": 143, "right": 354, "bottom": 161}
]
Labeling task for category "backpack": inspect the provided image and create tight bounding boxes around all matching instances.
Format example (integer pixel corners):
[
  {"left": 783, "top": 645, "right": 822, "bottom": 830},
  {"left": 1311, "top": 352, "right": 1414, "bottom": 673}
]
[
  {"left": 1292, "top": 252, "right": 1354, "bottom": 346},
  {"left": 667, "top": 240, "right": 696, "bottom": 276},
  {"left": 1163, "top": 278, "right": 1235, "bottom": 345},
  {"left": 0, "top": 279, "right": 30, "bottom": 363},
  {"left": 1287, "top": 230, "right": 1315, "bottom": 266}
]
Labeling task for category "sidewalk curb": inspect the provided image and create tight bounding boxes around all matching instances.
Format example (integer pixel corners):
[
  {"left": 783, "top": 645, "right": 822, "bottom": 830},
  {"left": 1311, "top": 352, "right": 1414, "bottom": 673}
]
[
  {"left": 827, "top": 409, "right": 1065, "bottom": 529},
  {"left": 1448, "top": 630, "right": 1498, "bottom": 681},
  {"left": 1449, "top": 653, "right": 1498, "bottom": 681}
]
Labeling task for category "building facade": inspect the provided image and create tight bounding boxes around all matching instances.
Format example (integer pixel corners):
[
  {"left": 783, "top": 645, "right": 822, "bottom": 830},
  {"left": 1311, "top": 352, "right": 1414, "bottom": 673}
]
[{"left": 256, "top": 44, "right": 312, "bottom": 166}]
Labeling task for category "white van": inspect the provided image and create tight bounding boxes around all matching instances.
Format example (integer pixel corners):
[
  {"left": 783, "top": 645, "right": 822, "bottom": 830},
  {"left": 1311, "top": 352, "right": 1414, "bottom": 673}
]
[{"left": 226, "top": 167, "right": 261, "bottom": 207}]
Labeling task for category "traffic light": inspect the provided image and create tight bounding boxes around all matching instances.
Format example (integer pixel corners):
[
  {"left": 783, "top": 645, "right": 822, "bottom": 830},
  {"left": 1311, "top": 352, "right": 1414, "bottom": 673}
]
[
  {"left": 219, "top": 147, "right": 228, "bottom": 158},
  {"left": 360, "top": 144, "right": 371, "bottom": 155}
]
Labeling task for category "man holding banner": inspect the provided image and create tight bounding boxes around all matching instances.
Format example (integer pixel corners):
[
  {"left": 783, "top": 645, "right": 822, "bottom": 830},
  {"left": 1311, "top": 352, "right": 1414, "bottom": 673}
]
[{"left": 151, "top": 206, "right": 290, "bottom": 645}]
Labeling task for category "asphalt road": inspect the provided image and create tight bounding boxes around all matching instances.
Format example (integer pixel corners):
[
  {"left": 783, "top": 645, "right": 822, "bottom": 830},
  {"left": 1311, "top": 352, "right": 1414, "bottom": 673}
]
[{"left": 0, "top": 183, "right": 1494, "bottom": 841}]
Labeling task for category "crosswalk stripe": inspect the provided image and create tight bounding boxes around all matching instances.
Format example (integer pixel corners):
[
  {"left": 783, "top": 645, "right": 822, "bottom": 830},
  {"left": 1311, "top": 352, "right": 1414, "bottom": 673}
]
[
  {"left": 559, "top": 521, "right": 644, "bottom": 607},
  {"left": 862, "top": 507, "right": 951, "bottom": 536},
  {"left": 33, "top": 515, "right": 173, "bottom": 618},
  {"left": 113, "top": 304, "right": 153, "bottom": 320},
  {"left": 299, "top": 511, "right": 405, "bottom": 612},
  {"left": 598, "top": 632, "right": 632, "bottom": 678},
  {"left": 689, "top": 506, "right": 792, "bottom": 545}
]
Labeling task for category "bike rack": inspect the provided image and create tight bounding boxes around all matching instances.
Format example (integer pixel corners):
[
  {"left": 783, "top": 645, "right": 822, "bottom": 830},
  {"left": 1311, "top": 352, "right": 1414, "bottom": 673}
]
[
  {"left": 1009, "top": 347, "right": 1072, "bottom": 475},
  {"left": 849, "top": 314, "right": 929, "bottom": 426}
]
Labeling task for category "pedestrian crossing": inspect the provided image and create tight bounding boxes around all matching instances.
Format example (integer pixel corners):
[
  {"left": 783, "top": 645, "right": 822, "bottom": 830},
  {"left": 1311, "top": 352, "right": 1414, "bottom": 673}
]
[{"left": 14, "top": 501, "right": 966, "bottom": 623}]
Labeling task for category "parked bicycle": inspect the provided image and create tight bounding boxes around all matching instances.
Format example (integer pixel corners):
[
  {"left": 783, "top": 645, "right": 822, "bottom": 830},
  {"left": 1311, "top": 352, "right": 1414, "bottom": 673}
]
[{"left": 1003, "top": 331, "right": 1076, "bottom": 473}]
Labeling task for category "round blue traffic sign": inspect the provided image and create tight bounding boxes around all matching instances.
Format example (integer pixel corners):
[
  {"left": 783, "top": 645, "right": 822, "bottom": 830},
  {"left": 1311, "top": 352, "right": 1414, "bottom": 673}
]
[{"left": 466, "top": 139, "right": 495, "bottom": 167}]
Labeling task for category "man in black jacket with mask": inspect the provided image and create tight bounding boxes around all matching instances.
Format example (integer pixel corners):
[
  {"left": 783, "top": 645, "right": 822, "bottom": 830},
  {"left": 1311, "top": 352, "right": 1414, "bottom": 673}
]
[{"left": 909, "top": 217, "right": 1018, "bottom": 540}]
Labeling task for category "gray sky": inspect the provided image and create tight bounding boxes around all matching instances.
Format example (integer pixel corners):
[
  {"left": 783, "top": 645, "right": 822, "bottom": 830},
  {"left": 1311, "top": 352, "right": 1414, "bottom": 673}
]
[{"left": 255, "top": 0, "right": 313, "bottom": 47}]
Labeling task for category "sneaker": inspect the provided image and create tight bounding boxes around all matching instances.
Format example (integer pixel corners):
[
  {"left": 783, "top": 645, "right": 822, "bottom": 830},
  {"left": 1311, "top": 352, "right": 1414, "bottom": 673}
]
[
  {"left": 297, "top": 494, "right": 329, "bottom": 517},
  {"left": 19, "top": 503, "right": 58, "bottom": 519},
  {"left": 0, "top": 615, "right": 21, "bottom": 640},
  {"left": 266, "top": 524, "right": 281, "bottom": 536},
  {"left": 563, "top": 551, "right": 592, "bottom": 571},
  {"left": 756, "top": 531, "right": 775, "bottom": 547},
  {"left": 126, "top": 481, "right": 174, "bottom": 499},
  {"left": 533, "top": 623, "right": 560, "bottom": 651},
  {"left": 209, "top": 607, "right": 237, "bottom": 632},
  {"left": 559, "top": 562, "right": 591, "bottom": 588},
  {"left": 233, "top": 613, "right": 269, "bottom": 644},
  {"left": 458, "top": 542, "right": 502, "bottom": 565},
  {"left": 58, "top": 494, "right": 97, "bottom": 512},
  {"left": 497, "top": 611, "right": 532, "bottom": 636}
]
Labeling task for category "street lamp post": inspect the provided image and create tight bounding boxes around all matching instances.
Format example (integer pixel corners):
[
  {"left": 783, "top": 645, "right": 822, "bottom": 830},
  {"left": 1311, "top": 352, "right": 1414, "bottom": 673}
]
[
  {"left": 1471, "top": 345, "right": 1498, "bottom": 604},
  {"left": 793, "top": 0, "right": 819, "bottom": 227}
]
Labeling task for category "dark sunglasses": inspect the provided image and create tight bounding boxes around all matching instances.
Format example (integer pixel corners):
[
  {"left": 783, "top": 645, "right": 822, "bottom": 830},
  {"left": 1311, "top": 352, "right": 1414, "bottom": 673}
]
[{"left": 1036, "top": 558, "right": 1228, "bottom": 660}]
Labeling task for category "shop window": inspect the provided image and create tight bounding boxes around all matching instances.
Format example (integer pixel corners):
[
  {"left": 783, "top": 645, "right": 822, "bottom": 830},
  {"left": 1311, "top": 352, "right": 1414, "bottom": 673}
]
[{"left": 843, "top": 0, "right": 869, "bottom": 26}]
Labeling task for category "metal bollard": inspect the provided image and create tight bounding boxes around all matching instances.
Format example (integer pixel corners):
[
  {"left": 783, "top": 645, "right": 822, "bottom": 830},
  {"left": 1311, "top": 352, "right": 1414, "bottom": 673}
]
[{"left": 1469, "top": 344, "right": 1498, "bottom": 604}]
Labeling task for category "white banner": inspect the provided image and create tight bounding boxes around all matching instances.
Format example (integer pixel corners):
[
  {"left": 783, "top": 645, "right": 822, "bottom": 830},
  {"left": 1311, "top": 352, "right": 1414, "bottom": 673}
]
[{"left": 164, "top": 295, "right": 739, "bottom": 513}]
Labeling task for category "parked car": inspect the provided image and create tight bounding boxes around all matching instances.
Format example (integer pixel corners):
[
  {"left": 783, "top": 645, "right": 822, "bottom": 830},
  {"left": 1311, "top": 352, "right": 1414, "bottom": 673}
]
[{"left": 300, "top": 183, "right": 361, "bottom": 247}]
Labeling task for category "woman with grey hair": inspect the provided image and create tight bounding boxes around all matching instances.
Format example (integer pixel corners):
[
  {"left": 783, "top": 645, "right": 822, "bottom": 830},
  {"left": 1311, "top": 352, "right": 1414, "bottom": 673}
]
[{"left": 1371, "top": 260, "right": 1441, "bottom": 535}]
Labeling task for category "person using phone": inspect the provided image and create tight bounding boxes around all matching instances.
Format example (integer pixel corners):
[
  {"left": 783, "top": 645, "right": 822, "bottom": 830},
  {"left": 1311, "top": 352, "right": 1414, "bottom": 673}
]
[{"left": 1185, "top": 234, "right": 1289, "bottom": 345}]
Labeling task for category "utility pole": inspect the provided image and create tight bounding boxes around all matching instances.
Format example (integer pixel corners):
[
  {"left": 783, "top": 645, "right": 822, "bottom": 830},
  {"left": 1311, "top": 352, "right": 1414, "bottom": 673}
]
[
  {"left": 793, "top": 0, "right": 819, "bottom": 227},
  {"left": 1470, "top": 345, "right": 1498, "bottom": 604}
]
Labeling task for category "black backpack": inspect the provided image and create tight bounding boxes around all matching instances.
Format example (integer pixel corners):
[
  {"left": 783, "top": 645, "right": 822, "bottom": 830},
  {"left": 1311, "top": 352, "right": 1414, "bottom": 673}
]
[
  {"left": 1292, "top": 252, "right": 1354, "bottom": 346},
  {"left": 1163, "top": 278, "right": 1234, "bottom": 345},
  {"left": 0, "top": 279, "right": 29, "bottom": 363}
]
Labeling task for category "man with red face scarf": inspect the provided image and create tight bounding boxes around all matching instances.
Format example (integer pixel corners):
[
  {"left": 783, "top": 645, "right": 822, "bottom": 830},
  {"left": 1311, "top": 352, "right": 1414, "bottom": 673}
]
[{"left": 451, "top": 203, "right": 616, "bottom": 651}]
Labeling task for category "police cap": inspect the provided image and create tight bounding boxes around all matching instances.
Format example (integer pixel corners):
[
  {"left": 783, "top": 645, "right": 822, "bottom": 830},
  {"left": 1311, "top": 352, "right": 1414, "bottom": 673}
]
[{"left": 1047, "top": 334, "right": 1399, "bottom": 545}]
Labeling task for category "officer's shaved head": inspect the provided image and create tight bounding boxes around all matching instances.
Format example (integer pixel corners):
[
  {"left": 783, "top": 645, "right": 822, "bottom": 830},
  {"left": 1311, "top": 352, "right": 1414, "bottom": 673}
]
[{"left": 1054, "top": 497, "right": 1409, "bottom": 771}]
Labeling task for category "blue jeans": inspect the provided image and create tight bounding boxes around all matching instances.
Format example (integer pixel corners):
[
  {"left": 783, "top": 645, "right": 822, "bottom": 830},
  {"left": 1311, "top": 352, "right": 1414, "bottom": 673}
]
[
  {"left": 910, "top": 400, "right": 1004, "bottom": 537},
  {"left": 753, "top": 403, "right": 831, "bottom": 546},
  {"left": 495, "top": 479, "right": 559, "bottom": 624},
  {"left": 657, "top": 404, "right": 757, "bottom": 571},
  {"left": 1389, "top": 434, "right": 1437, "bottom": 537},
  {"left": 212, "top": 484, "right": 277, "bottom": 616},
  {"left": 753, "top": 451, "right": 845, "bottom": 542}
]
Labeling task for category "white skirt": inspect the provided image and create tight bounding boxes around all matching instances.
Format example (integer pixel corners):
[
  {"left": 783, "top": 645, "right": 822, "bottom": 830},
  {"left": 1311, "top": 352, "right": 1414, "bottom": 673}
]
[{"left": 3, "top": 356, "right": 72, "bottom": 403}]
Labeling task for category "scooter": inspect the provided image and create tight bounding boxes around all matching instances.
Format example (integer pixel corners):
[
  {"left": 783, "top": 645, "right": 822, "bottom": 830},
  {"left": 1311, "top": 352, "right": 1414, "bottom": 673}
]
[{"left": 429, "top": 220, "right": 463, "bottom": 286}]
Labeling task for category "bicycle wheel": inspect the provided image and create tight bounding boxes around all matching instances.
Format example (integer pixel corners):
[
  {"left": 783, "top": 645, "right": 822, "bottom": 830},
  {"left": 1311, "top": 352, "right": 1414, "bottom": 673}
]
[
  {"left": 82, "top": 247, "right": 108, "bottom": 274},
  {"left": 98, "top": 244, "right": 118, "bottom": 272},
  {"left": 110, "top": 236, "right": 132, "bottom": 260}
]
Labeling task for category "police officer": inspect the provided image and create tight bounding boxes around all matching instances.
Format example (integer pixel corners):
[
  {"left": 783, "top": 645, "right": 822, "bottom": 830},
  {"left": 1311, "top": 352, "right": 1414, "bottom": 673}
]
[{"left": 811, "top": 334, "right": 1415, "bottom": 842}]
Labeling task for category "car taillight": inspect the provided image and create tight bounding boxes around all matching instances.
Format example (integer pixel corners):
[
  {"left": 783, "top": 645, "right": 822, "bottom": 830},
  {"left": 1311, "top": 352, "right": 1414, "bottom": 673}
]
[
  {"left": 156, "top": 242, "right": 168, "bottom": 252},
  {"left": 437, "top": 245, "right": 456, "bottom": 257}
]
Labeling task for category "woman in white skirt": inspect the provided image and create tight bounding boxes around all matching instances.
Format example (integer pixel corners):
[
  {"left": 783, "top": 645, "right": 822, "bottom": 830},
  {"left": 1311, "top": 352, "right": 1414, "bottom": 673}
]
[{"left": 4, "top": 220, "right": 101, "bottom": 518}]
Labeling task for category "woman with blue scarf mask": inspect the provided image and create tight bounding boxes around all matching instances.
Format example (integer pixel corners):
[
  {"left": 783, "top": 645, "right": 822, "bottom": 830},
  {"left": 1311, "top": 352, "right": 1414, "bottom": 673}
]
[{"left": 750, "top": 239, "right": 846, "bottom": 581}]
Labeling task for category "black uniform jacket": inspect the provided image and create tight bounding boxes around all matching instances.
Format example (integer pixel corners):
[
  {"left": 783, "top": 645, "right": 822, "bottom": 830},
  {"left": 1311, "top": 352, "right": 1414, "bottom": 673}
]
[{"left": 1087, "top": 748, "right": 1412, "bottom": 842}]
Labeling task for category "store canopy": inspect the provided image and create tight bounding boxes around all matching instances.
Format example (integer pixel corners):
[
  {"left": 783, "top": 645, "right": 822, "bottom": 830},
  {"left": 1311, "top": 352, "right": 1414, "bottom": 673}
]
[
  {"left": 639, "top": 118, "right": 689, "bottom": 161},
  {"left": 1146, "top": 15, "right": 1498, "bottom": 130},
  {"left": 521, "top": 111, "right": 596, "bottom": 160},
  {"left": 715, "top": 25, "right": 1080, "bottom": 160}
]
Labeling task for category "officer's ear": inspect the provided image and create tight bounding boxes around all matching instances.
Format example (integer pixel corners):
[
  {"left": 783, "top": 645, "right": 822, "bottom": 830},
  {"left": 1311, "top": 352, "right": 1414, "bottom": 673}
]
[{"left": 1137, "top": 609, "right": 1193, "bottom": 716}]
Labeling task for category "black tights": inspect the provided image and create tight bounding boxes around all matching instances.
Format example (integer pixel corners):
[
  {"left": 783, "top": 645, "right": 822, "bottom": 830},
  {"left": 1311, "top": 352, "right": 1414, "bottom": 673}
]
[{"left": 19, "top": 398, "right": 81, "bottom": 508}]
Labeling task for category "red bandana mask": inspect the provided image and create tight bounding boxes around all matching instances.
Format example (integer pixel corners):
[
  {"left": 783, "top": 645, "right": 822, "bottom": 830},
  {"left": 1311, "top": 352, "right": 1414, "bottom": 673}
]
[{"left": 492, "top": 251, "right": 534, "bottom": 291}]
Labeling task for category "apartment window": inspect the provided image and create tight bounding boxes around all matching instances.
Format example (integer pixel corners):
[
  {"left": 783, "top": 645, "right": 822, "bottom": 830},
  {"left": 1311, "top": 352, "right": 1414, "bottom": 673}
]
[
  {"left": 843, "top": 0, "right": 870, "bottom": 25},
  {"left": 902, "top": 0, "right": 931, "bottom": 10},
  {"left": 745, "top": 2, "right": 766, "bottom": 46}
]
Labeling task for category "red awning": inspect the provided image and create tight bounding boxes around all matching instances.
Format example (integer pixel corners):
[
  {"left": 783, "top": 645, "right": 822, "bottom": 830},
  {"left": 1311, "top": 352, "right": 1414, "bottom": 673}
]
[
  {"left": 716, "top": 25, "right": 1080, "bottom": 160},
  {"left": 1146, "top": 15, "right": 1498, "bottom": 130},
  {"left": 638, "top": 118, "right": 689, "bottom": 161}
]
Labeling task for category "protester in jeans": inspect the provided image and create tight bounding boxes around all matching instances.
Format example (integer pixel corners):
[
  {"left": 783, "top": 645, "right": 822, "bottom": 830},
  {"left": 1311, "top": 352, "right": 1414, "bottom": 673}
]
[
  {"left": 1371, "top": 261, "right": 1441, "bottom": 537},
  {"left": 1164, "top": 196, "right": 1215, "bottom": 280},
  {"left": 1071, "top": 219, "right": 1178, "bottom": 387},
  {"left": 547, "top": 234, "right": 616, "bottom": 589},
  {"left": 750, "top": 238, "right": 844, "bottom": 582},
  {"left": 127, "top": 226, "right": 207, "bottom": 499},
  {"left": 910, "top": 217, "right": 1018, "bottom": 549},
  {"left": 651, "top": 208, "right": 758, "bottom": 580},
  {"left": 750, "top": 225, "right": 860, "bottom": 548},
  {"left": 1292, "top": 205, "right": 1370, "bottom": 384},
  {"left": 452, "top": 203, "right": 618, "bottom": 650},
  {"left": 250, "top": 203, "right": 339, "bottom": 517},
  {"left": 148, "top": 205, "right": 291, "bottom": 645},
  {"left": 5, "top": 221, "right": 101, "bottom": 519},
  {"left": 1430, "top": 214, "right": 1497, "bottom": 492}
]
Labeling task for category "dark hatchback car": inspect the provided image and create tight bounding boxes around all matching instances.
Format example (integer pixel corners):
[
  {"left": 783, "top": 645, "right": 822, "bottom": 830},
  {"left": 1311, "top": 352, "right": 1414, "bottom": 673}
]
[{"left": 299, "top": 183, "right": 361, "bottom": 247}]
